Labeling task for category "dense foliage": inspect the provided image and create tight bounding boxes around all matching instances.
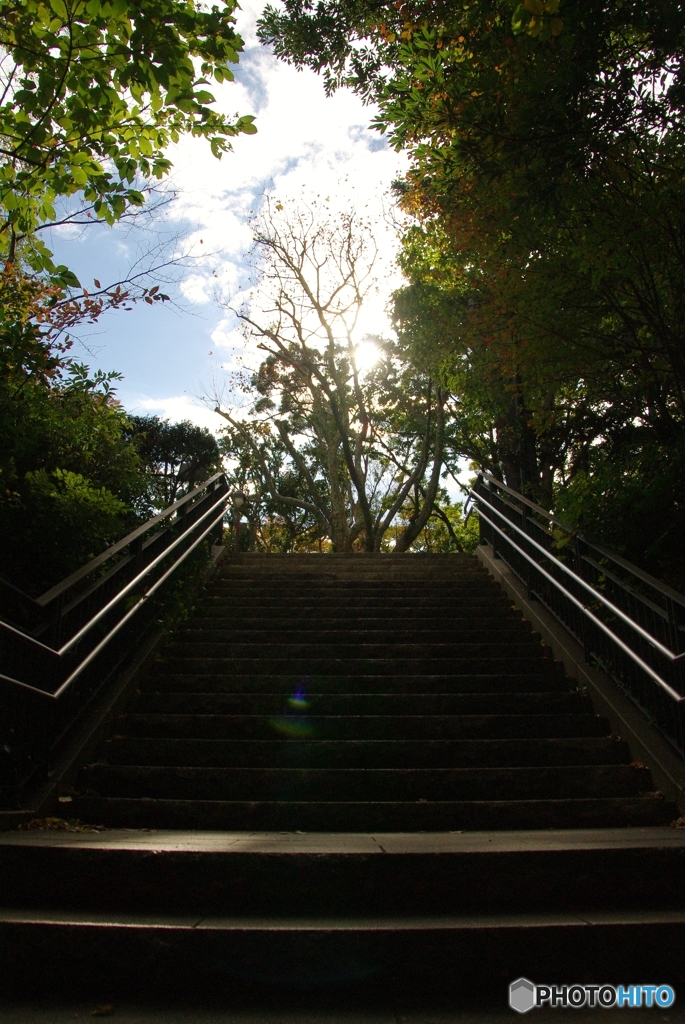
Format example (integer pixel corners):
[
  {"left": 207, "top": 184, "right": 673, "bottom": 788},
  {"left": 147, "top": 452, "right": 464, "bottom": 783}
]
[
  {"left": 0, "top": 265, "right": 140, "bottom": 589},
  {"left": 0, "top": 0, "right": 255, "bottom": 276},
  {"left": 259, "top": 0, "right": 685, "bottom": 581},
  {"left": 0, "top": 1, "right": 258, "bottom": 589},
  {"left": 128, "top": 414, "right": 221, "bottom": 509},
  {"left": 0, "top": 265, "right": 225, "bottom": 592}
]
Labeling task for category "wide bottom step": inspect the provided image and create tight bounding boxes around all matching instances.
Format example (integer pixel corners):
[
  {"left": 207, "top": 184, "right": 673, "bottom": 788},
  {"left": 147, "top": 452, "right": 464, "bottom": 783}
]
[{"left": 3, "top": 907, "right": 685, "bottom": 994}]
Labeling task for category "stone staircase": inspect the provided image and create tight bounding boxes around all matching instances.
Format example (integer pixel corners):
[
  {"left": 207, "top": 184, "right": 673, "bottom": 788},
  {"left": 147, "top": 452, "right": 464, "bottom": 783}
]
[
  {"left": 76, "top": 553, "right": 674, "bottom": 830},
  {"left": 1, "top": 553, "right": 684, "bottom": 998}
]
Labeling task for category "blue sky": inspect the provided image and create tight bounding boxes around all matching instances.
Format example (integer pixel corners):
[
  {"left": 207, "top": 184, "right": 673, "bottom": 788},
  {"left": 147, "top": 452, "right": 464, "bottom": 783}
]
[{"left": 45, "top": 1, "right": 407, "bottom": 432}]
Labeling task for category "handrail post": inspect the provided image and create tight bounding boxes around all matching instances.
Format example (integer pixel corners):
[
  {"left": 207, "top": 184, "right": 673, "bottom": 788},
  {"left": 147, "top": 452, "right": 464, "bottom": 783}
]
[
  {"left": 487, "top": 477, "right": 500, "bottom": 558},
  {"left": 666, "top": 597, "right": 684, "bottom": 656},
  {"left": 475, "top": 475, "right": 488, "bottom": 548},
  {"left": 521, "top": 503, "right": 537, "bottom": 601}
]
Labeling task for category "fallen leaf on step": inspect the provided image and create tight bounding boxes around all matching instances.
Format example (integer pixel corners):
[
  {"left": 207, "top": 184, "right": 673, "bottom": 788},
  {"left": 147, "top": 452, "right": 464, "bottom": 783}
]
[
  {"left": 91, "top": 1006, "right": 113, "bottom": 1017},
  {"left": 671, "top": 817, "right": 685, "bottom": 829},
  {"left": 630, "top": 761, "right": 646, "bottom": 768},
  {"left": 17, "top": 817, "right": 105, "bottom": 833}
]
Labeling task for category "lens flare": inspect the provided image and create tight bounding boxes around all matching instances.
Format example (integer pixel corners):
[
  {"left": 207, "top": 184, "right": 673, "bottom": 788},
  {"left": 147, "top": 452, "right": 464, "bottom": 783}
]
[
  {"left": 288, "top": 686, "right": 310, "bottom": 709},
  {"left": 269, "top": 716, "right": 314, "bottom": 737}
]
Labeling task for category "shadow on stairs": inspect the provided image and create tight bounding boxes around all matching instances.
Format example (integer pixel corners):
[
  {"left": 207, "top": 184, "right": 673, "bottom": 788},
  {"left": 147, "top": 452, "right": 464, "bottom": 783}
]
[{"left": 2, "top": 554, "right": 684, "bottom": 1008}]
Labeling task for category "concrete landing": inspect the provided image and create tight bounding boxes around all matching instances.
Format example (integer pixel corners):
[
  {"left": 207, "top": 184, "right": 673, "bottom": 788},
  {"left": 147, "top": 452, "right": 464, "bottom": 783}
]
[{"left": 3, "top": 826, "right": 685, "bottom": 852}]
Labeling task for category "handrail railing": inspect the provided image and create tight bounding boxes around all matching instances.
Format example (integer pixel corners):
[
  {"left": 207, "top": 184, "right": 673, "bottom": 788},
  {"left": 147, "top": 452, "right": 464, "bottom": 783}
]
[
  {"left": 0, "top": 474, "right": 230, "bottom": 805},
  {"left": 467, "top": 473, "right": 685, "bottom": 755}
]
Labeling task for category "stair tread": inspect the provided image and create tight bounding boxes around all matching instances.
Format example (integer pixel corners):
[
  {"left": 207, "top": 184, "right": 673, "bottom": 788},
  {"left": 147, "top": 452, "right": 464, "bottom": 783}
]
[
  {"left": 3, "top": 826, "right": 683, "bottom": 853},
  {"left": 3, "top": 906, "right": 685, "bottom": 928}
]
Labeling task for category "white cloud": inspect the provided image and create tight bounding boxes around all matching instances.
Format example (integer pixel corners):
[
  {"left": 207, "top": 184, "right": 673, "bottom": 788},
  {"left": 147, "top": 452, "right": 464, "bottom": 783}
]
[
  {"left": 179, "top": 274, "right": 213, "bottom": 305},
  {"left": 159, "top": 0, "right": 407, "bottom": 326},
  {"left": 134, "top": 396, "right": 227, "bottom": 433},
  {"left": 211, "top": 318, "right": 243, "bottom": 348},
  {"left": 47, "top": 0, "right": 409, "bottom": 410}
]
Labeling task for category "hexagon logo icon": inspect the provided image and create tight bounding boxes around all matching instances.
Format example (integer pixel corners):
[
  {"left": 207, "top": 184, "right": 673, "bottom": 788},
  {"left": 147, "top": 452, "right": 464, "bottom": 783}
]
[{"left": 510, "top": 977, "right": 536, "bottom": 1014}]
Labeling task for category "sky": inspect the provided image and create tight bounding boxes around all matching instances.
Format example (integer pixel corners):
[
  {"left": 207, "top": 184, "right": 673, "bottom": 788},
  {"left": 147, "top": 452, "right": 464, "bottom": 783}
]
[{"left": 45, "top": 0, "right": 408, "bottom": 434}]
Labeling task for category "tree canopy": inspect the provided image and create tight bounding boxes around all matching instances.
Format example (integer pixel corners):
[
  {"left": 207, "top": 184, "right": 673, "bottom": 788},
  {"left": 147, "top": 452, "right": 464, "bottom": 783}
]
[
  {"left": 129, "top": 414, "right": 221, "bottom": 509},
  {"left": 0, "top": 0, "right": 256, "bottom": 276},
  {"left": 259, "top": 0, "right": 685, "bottom": 582}
]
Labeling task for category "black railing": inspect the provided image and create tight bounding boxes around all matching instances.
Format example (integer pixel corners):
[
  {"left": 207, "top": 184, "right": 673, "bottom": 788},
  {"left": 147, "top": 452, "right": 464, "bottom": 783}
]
[
  {"left": 0, "top": 473, "right": 230, "bottom": 806},
  {"left": 467, "top": 473, "right": 685, "bottom": 756}
]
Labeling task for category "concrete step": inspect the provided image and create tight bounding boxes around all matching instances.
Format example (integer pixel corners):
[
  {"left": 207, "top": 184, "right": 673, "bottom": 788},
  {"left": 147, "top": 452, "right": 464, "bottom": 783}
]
[
  {"left": 197, "top": 607, "right": 521, "bottom": 621},
  {"left": 166, "top": 642, "right": 547, "bottom": 660},
  {"left": 3, "top": 828, "right": 683, "bottom": 916},
  {"left": 79, "top": 764, "right": 653, "bottom": 802},
  {"left": 135, "top": 691, "right": 594, "bottom": 716},
  {"left": 201, "top": 595, "right": 515, "bottom": 609},
  {"left": 6, "top": 900, "right": 685, "bottom": 995},
  {"left": 149, "top": 673, "right": 566, "bottom": 695},
  {"left": 175, "top": 626, "right": 533, "bottom": 643},
  {"left": 70, "top": 795, "right": 675, "bottom": 831},
  {"left": 114, "top": 712, "right": 610, "bottom": 740},
  {"left": 161, "top": 657, "right": 557, "bottom": 676},
  {"left": 101, "top": 736, "right": 633, "bottom": 768}
]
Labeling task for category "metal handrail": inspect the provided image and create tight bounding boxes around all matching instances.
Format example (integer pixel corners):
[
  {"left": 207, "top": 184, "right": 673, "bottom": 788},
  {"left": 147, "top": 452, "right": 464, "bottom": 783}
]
[
  {"left": 475, "top": 503, "right": 684, "bottom": 703},
  {"left": 474, "top": 472, "right": 685, "bottom": 613},
  {"left": 0, "top": 471, "right": 227, "bottom": 615},
  {"left": 57, "top": 491, "right": 227, "bottom": 658},
  {"left": 469, "top": 473, "right": 685, "bottom": 755},
  {"left": 470, "top": 489, "right": 684, "bottom": 665},
  {"left": 0, "top": 501, "right": 227, "bottom": 699},
  {"left": 0, "top": 474, "right": 230, "bottom": 697},
  {"left": 0, "top": 473, "right": 233, "bottom": 804}
]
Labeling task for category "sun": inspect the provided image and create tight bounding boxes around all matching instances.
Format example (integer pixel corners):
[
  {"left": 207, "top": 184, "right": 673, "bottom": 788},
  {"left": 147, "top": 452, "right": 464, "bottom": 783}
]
[{"left": 353, "top": 340, "right": 381, "bottom": 374}]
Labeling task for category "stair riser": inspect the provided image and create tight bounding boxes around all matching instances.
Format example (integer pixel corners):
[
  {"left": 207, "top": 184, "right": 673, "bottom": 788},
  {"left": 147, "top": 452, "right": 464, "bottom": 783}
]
[
  {"left": 168, "top": 643, "right": 547, "bottom": 660},
  {"left": 198, "top": 609, "right": 521, "bottom": 621},
  {"left": 135, "top": 693, "right": 594, "bottom": 715},
  {"left": 71, "top": 796, "right": 674, "bottom": 831},
  {"left": 149, "top": 673, "right": 566, "bottom": 695},
  {"left": 161, "top": 658, "right": 557, "bottom": 675},
  {"left": 176, "top": 628, "right": 532, "bottom": 643},
  {"left": 209, "top": 579, "right": 498, "bottom": 589},
  {"left": 2, "top": 846, "right": 684, "bottom": 916},
  {"left": 201, "top": 597, "right": 515, "bottom": 609},
  {"left": 104, "top": 737, "right": 632, "bottom": 768},
  {"left": 80, "top": 765, "right": 652, "bottom": 802},
  {"left": 3, "top": 918, "right": 684, "bottom": 996},
  {"left": 115, "top": 713, "right": 610, "bottom": 741}
]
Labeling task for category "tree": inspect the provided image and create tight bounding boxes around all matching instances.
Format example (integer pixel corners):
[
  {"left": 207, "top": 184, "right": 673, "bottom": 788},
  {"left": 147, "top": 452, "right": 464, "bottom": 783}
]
[
  {"left": 382, "top": 492, "right": 479, "bottom": 554},
  {"left": 128, "top": 414, "right": 221, "bottom": 509},
  {"left": 259, "top": 0, "right": 685, "bottom": 581},
  {"left": 0, "top": 355, "right": 145, "bottom": 593},
  {"left": 0, "top": 261, "right": 174, "bottom": 591},
  {"left": 213, "top": 196, "right": 447, "bottom": 552},
  {"left": 0, "top": 0, "right": 256, "bottom": 276},
  {"left": 218, "top": 422, "right": 329, "bottom": 552}
]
